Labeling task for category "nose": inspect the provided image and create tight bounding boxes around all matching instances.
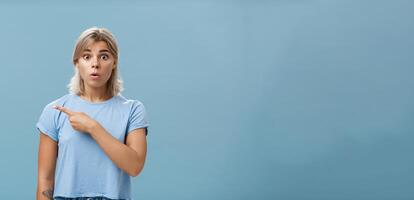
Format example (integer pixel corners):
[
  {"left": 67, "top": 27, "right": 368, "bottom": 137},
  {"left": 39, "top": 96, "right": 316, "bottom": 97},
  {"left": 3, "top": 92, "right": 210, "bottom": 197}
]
[{"left": 91, "top": 56, "right": 100, "bottom": 69}]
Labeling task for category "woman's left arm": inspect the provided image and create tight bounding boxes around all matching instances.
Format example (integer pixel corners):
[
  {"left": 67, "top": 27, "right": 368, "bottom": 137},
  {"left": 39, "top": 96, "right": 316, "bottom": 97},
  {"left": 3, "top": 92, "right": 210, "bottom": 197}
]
[{"left": 89, "top": 124, "right": 147, "bottom": 177}]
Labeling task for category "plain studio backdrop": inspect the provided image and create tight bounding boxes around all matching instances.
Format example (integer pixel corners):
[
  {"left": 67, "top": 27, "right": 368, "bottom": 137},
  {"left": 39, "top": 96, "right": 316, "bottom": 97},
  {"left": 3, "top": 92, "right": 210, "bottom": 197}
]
[{"left": 0, "top": 0, "right": 413, "bottom": 199}]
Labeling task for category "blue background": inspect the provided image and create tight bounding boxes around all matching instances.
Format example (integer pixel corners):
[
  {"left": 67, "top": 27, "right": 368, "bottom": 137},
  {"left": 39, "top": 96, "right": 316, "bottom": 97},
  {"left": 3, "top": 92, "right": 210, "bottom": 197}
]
[{"left": 0, "top": 0, "right": 413, "bottom": 199}]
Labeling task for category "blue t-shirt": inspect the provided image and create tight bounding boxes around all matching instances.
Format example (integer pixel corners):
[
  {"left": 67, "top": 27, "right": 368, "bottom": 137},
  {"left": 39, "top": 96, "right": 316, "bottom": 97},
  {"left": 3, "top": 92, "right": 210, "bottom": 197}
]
[{"left": 36, "top": 93, "right": 150, "bottom": 200}]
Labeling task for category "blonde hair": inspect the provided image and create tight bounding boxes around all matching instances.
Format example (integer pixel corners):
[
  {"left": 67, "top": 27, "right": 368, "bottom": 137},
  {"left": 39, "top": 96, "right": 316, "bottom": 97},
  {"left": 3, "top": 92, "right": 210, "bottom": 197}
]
[{"left": 68, "top": 27, "right": 123, "bottom": 96}]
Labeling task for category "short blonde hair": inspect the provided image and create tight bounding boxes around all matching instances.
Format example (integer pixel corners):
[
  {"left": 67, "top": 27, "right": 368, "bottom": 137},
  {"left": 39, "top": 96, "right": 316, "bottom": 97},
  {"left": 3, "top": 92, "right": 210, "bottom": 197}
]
[{"left": 68, "top": 27, "right": 123, "bottom": 96}]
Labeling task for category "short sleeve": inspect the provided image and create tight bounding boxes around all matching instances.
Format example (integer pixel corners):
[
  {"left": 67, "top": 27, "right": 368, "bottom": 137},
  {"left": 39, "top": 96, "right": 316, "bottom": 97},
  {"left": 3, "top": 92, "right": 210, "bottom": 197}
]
[
  {"left": 36, "top": 104, "right": 59, "bottom": 142},
  {"left": 126, "top": 101, "right": 150, "bottom": 136}
]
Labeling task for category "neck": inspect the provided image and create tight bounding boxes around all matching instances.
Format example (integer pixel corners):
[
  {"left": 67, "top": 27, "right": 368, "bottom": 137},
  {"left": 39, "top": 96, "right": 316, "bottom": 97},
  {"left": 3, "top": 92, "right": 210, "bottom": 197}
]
[{"left": 81, "top": 84, "right": 112, "bottom": 103}]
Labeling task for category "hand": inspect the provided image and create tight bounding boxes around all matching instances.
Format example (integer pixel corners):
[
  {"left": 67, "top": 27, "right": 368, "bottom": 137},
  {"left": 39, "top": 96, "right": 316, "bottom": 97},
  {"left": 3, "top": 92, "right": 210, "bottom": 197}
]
[{"left": 53, "top": 105, "right": 98, "bottom": 134}]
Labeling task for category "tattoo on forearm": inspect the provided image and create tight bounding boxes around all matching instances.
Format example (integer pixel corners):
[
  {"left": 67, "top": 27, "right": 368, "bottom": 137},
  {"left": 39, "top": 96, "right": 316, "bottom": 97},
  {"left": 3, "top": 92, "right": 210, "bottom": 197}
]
[{"left": 42, "top": 188, "right": 53, "bottom": 200}]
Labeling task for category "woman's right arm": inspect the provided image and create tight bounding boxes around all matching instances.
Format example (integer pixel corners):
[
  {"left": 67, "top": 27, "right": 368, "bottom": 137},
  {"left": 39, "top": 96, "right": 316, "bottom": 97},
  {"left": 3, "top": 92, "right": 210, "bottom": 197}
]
[{"left": 36, "top": 132, "right": 58, "bottom": 200}]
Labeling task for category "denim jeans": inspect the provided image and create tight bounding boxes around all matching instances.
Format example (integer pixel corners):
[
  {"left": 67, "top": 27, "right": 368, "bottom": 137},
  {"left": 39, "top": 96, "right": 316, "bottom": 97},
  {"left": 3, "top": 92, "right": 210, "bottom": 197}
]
[{"left": 54, "top": 197, "right": 121, "bottom": 200}]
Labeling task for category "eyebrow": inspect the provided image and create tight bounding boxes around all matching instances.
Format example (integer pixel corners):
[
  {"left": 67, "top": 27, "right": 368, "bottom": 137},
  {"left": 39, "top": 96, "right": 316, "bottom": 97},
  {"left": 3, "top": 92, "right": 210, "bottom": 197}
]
[{"left": 83, "top": 49, "right": 110, "bottom": 53}]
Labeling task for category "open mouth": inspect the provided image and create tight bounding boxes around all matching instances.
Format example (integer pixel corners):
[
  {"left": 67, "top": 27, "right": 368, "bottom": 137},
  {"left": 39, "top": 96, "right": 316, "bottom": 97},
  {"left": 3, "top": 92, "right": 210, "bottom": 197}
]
[{"left": 90, "top": 73, "right": 100, "bottom": 79}]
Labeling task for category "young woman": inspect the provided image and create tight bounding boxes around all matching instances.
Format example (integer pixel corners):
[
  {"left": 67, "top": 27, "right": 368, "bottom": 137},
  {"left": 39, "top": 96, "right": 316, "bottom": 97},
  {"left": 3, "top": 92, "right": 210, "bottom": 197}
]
[{"left": 36, "top": 27, "right": 149, "bottom": 200}]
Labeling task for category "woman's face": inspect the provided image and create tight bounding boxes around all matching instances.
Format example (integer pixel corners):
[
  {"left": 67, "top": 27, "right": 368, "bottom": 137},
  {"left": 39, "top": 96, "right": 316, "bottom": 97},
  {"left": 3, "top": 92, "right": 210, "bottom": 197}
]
[{"left": 75, "top": 40, "right": 116, "bottom": 91}]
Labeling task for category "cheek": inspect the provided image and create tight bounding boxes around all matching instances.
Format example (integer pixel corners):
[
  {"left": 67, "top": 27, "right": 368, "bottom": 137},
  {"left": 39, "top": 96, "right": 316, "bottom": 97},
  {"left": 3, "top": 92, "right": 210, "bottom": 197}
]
[
  {"left": 103, "top": 64, "right": 115, "bottom": 77},
  {"left": 76, "top": 63, "right": 89, "bottom": 80},
  {"left": 77, "top": 67, "right": 88, "bottom": 79},
  {"left": 104, "top": 69, "right": 114, "bottom": 80}
]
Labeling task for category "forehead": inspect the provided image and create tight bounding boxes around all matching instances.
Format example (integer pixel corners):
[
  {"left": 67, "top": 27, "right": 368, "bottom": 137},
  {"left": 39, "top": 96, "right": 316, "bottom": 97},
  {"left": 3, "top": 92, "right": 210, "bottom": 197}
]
[{"left": 81, "top": 40, "right": 110, "bottom": 52}]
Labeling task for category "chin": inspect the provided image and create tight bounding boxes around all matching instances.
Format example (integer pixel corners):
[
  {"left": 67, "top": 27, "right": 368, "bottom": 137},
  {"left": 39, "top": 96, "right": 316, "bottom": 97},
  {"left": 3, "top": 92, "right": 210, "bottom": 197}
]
[{"left": 86, "top": 81, "right": 106, "bottom": 88}]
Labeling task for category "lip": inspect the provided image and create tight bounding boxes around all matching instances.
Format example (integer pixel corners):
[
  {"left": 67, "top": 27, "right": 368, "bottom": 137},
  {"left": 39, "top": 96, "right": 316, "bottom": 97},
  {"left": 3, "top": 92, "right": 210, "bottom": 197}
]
[{"left": 90, "top": 73, "right": 100, "bottom": 80}]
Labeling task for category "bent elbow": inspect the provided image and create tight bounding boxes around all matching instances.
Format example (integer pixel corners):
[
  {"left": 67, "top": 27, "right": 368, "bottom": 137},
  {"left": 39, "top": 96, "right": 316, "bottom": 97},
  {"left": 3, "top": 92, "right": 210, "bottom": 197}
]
[
  {"left": 129, "top": 171, "right": 139, "bottom": 177},
  {"left": 129, "top": 169, "right": 140, "bottom": 177},
  {"left": 128, "top": 165, "right": 143, "bottom": 177}
]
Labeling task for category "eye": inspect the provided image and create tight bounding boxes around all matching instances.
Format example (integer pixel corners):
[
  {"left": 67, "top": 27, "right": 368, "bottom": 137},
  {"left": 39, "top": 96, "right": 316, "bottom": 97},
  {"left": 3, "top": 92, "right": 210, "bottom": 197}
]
[
  {"left": 101, "top": 54, "right": 109, "bottom": 60},
  {"left": 83, "top": 54, "right": 90, "bottom": 60}
]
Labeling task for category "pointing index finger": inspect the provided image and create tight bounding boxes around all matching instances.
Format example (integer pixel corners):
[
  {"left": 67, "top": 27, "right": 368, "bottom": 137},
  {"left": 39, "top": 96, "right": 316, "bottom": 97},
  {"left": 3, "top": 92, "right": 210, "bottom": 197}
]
[{"left": 53, "top": 105, "right": 74, "bottom": 116}]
